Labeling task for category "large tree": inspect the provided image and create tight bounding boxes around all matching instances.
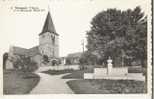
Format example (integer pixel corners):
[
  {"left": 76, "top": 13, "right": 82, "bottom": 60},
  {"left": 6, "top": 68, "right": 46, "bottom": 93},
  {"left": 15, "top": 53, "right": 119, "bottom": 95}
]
[{"left": 86, "top": 6, "right": 147, "bottom": 67}]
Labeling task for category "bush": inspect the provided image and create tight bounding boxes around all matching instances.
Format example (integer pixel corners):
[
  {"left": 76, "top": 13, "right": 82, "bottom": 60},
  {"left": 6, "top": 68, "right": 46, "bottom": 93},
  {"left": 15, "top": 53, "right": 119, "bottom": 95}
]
[
  {"left": 26, "top": 61, "right": 38, "bottom": 72},
  {"left": 79, "top": 51, "right": 98, "bottom": 66},
  {"left": 13, "top": 55, "right": 38, "bottom": 72},
  {"left": 43, "top": 55, "right": 49, "bottom": 63}
]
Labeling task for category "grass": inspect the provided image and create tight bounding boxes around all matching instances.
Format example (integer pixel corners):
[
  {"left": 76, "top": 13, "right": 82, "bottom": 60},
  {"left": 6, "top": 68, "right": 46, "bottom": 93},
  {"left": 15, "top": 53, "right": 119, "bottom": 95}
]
[
  {"left": 64, "top": 67, "right": 146, "bottom": 94},
  {"left": 3, "top": 70, "right": 40, "bottom": 95},
  {"left": 62, "top": 70, "right": 84, "bottom": 79},
  {"left": 67, "top": 79, "right": 146, "bottom": 94}
]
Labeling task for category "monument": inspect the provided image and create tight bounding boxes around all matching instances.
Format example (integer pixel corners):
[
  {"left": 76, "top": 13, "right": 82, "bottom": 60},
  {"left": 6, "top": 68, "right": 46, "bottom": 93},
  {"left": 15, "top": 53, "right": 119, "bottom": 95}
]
[
  {"left": 107, "top": 56, "right": 113, "bottom": 75},
  {"left": 84, "top": 56, "right": 129, "bottom": 79}
]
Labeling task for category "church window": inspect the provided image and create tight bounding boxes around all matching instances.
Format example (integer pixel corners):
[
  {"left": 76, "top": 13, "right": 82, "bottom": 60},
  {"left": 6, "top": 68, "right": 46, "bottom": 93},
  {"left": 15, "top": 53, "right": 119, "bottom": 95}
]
[{"left": 52, "top": 35, "right": 55, "bottom": 45}]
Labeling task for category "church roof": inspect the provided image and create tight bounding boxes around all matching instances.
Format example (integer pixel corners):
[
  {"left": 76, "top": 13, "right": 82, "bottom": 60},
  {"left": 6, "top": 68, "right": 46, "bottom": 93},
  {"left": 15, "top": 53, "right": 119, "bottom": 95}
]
[
  {"left": 11, "top": 46, "right": 29, "bottom": 56},
  {"left": 28, "top": 46, "right": 41, "bottom": 56},
  {"left": 11, "top": 46, "right": 40, "bottom": 57},
  {"left": 39, "top": 11, "right": 59, "bottom": 36},
  {"left": 67, "top": 52, "right": 82, "bottom": 58}
]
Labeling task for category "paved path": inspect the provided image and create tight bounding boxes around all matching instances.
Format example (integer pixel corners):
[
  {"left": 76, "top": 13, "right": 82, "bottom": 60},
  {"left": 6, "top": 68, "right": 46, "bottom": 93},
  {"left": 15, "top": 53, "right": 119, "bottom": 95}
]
[{"left": 30, "top": 73, "right": 74, "bottom": 94}]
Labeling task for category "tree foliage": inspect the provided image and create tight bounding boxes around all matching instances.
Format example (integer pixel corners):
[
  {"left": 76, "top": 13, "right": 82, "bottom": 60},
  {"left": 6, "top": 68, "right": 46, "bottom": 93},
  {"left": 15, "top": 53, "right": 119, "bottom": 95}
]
[
  {"left": 3, "top": 52, "right": 8, "bottom": 69},
  {"left": 13, "top": 55, "right": 38, "bottom": 72},
  {"left": 86, "top": 6, "right": 147, "bottom": 67}
]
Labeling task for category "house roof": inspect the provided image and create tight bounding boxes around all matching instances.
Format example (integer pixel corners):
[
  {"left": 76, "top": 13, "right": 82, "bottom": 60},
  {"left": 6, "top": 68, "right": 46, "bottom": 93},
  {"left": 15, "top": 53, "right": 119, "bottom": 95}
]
[
  {"left": 11, "top": 46, "right": 40, "bottom": 57},
  {"left": 67, "top": 52, "right": 82, "bottom": 58},
  {"left": 39, "top": 11, "right": 59, "bottom": 36},
  {"left": 11, "top": 46, "right": 29, "bottom": 56}
]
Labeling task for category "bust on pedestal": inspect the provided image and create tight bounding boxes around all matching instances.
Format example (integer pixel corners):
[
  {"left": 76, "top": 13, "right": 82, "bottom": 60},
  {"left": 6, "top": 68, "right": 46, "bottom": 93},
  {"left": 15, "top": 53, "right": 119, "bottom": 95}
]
[{"left": 107, "top": 56, "right": 113, "bottom": 75}]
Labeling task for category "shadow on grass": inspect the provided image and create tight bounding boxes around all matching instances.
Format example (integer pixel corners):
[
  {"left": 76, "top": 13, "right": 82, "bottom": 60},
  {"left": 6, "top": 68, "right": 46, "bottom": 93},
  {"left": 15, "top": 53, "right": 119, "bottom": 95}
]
[
  {"left": 67, "top": 79, "right": 146, "bottom": 94},
  {"left": 3, "top": 70, "right": 40, "bottom": 95}
]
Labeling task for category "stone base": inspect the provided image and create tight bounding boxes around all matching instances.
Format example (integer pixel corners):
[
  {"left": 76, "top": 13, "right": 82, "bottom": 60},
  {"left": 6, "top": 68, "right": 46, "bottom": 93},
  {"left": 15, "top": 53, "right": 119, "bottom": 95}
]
[
  {"left": 93, "top": 73, "right": 145, "bottom": 81},
  {"left": 85, "top": 67, "right": 144, "bottom": 81},
  {"left": 94, "top": 67, "right": 128, "bottom": 76},
  {"left": 84, "top": 73, "right": 94, "bottom": 79},
  {"left": 94, "top": 68, "right": 107, "bottom": 76},
  {"left": 108, "top": 67, "right": 128, "bottom": 75}
]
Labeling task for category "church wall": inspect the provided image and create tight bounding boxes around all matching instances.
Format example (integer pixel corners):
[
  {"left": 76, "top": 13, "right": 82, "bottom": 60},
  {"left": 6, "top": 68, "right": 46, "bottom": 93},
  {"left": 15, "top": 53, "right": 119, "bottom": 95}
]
[
  {"left": 39, "top": 32, "right": 59, "bottom": 58},
  {"left": 39, "top": 32, "right": 53, "bottom": 45},
  {"left": 39, "top": 44, "right": 54, "bottom": 57},
  {"left": 53, "top": 36, "right": 59, "bottom": 57},
  {"left": 54, "top": 45, "right": 59, "bottom": 58},
  {"left": 54, "top": 36, "right": 59, "bottom": 46}
]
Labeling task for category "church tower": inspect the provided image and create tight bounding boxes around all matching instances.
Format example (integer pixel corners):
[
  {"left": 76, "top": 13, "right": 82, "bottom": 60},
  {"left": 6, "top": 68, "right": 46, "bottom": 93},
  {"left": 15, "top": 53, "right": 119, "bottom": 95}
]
[{"left": 39, "top": 11, "right": 59, "bottom": 60}]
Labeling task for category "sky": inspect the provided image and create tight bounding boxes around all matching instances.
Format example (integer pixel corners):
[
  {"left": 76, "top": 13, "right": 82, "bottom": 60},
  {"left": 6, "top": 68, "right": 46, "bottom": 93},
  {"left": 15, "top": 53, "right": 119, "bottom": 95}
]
[{"left": 0, "top": 0, "right": 148, "bottom": 59}]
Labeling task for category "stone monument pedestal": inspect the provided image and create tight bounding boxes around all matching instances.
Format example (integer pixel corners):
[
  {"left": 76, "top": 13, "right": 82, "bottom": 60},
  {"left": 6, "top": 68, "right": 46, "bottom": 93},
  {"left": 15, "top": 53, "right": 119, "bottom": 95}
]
[{"left": 107, "top": 57, "right": 113, "bottom": 75}]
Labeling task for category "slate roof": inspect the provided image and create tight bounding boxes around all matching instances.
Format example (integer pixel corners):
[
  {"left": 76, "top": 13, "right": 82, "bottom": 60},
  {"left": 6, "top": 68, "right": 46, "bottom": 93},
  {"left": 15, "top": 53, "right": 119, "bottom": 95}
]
[
  {"left": 11, "top": 46, "right": 29, "bottom": 56},
  {"left": 11, "top": 46, "right": 40, "bottom": 57},
  {"left": 39, "top": 11, "right": 59, "bottom": 36},
  {"left": 67, "top": 52, "right": 82, "bottom": 58}
]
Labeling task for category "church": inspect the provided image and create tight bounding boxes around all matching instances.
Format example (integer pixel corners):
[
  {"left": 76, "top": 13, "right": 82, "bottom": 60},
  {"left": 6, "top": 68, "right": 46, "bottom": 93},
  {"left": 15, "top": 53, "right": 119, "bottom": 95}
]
[
  {"left": 39, "top": 11, "right": 59, "bottom": 63},
  {"left": 6, "top": 10, "right": 59, "bottom": 68}
]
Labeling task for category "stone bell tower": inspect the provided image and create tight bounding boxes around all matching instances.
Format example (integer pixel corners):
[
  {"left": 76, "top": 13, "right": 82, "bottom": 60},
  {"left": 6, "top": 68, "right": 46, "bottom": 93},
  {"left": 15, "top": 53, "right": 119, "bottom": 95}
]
[{"left": 39, "top": 11, "right": 59, "bottom": 61}]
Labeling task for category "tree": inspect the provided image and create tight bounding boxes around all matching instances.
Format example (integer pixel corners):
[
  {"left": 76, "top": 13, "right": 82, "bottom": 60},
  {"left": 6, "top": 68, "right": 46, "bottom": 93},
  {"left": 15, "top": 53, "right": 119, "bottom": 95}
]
[
  {"left": 43, "top": 55, "right": 49, "bottom": 63},
  {"left": 79, "top": 51, "right": 98, "bottom": 65},
  {"left": 13, "top": 55, "right": 38, "bottom": 72},
  {"left": 3, "top": 52, "right": 8, "bottom": 69},
  {"left": 86, "top": 6, "right": 147, "bottom": 67}
]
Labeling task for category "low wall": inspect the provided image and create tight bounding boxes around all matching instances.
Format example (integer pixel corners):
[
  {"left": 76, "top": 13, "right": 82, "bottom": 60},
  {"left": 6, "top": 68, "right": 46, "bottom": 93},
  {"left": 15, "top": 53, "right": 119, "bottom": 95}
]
[
  {"left": 84, "top": 67, "right": 144, "bottom": 81},
  {"left": 110, "top": 67, "right": 128, "bottom": 76},
  {"left": 94, "top": 68, "right": 107, "bottom": 75},
  {"left": 84, "top": 73, "right": 94, "bottom": 79},
  {"left": 94, "top": 67, "right": 128, "bottom": 76},
  {"left": 49, "top": 65, "right": 80, "bottom": 70}
]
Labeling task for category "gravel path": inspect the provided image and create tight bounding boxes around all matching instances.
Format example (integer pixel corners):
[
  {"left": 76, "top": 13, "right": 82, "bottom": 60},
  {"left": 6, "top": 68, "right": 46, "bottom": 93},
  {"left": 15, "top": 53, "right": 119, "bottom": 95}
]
[{"left": 30, "top": 72, "right": 74, "bottom": 94}]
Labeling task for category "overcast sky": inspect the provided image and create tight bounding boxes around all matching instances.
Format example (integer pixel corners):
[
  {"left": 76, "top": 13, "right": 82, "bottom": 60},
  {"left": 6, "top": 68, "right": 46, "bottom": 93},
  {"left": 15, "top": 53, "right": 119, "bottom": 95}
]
[{"left": 0, "top": 0, "right": 148, "bottom": 60}]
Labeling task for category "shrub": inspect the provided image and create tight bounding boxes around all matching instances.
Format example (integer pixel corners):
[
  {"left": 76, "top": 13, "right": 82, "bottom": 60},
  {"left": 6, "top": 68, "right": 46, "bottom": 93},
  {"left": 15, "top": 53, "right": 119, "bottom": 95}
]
[
  {"left": 13, "top": 55, "right": 38, "bottom": 72},
  {"left": 43, "top": 55, "right": 49, "bottom": 63},
  {"left": 25, "top": 61, "right": 38, "bottom": 72}
]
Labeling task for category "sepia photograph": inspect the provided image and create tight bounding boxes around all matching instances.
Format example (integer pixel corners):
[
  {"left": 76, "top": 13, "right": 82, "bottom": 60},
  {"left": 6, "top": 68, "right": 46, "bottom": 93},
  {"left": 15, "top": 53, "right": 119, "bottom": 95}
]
[{"left": 0, "top": 0, "right": 152, "bottom": 96}]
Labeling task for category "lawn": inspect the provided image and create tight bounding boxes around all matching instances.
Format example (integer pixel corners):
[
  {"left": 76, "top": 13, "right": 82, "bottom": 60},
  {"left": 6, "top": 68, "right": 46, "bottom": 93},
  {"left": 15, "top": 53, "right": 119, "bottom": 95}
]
[
  {"left": 3, "top": 70, "right": 40, "bottom": 94},
  {"left": 67, "top": 79, "right": 146, "bottom": 94},
  {"left": 64, "top": 67, "right": 146, "bottom": 94}
]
